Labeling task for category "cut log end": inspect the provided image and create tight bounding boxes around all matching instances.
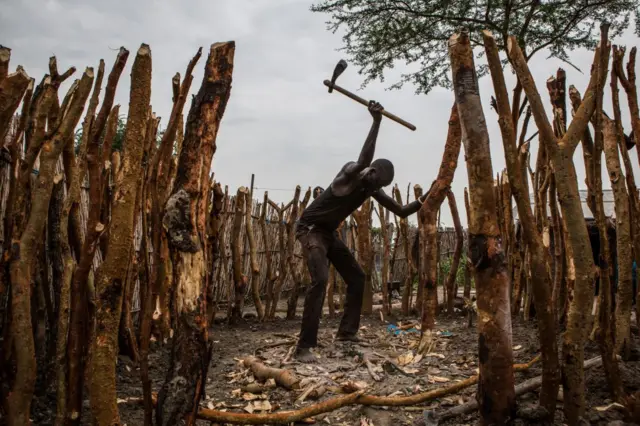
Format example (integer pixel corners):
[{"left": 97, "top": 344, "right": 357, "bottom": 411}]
[
  {"left": 0, "top": 46, "right": 11, "bottom": 62},
  {"left": 482, "top": 30, "right": 494, "bottom": 38},
  {"left": 138, "top": 44, "right": 151, "bottom": 56},
  {"left": 85, "top": 67, "right": 95, "bottom": 79}
]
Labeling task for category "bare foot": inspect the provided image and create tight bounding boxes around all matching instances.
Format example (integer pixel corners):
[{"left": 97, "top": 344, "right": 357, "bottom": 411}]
[{"left": 294, "top": 347, "right": 317, "bottom": 363}]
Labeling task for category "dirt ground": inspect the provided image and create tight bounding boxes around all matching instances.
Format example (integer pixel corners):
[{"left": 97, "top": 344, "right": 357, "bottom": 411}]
[
  {"left": 110, "top": 306, "right": 639, "bottom": 426},
  {"left": 29, "top": 299, "right": 640, "bottom": 425}
]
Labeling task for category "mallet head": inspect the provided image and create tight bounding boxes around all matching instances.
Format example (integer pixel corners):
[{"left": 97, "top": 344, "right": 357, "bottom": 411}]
[{"left": 328, "top": 59, "right": 348, "bottom": 93}]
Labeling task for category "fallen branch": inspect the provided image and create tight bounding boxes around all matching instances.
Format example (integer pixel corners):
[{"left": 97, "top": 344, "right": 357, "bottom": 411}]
[
  {"left": 198, "top": 355, "right": 540, "bottom": 424},
  {"left": 437, "top": 355, "right": 603, "bottom": 422},
  {"left": 242, "top": 356, "right": 300, "bottom": 390}
]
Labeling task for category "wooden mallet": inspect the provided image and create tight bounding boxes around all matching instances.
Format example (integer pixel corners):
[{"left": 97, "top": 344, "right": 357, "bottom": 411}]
[{"left": 324, "top": 59, "right": 417, "bottom": 131}]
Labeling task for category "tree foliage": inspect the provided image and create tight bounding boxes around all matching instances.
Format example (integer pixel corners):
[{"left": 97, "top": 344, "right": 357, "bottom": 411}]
[{"left": 311, "top": 0, "right": 640, "bottom": 94}]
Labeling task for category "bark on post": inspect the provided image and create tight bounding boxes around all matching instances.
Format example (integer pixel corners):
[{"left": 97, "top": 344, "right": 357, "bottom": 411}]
[
  {"left": 286, "top": 186, "right": 302, "bottom": 319},
  {"left": 6, "top": 68, "right": 94, "bottom": 426},
  {"left": 485, "top": 31, "right": 560, "bottom": 416},
  {"left": 89, "top": 44, "right": 151, "bottom": 426},
  {"left": 508, "top": 30, "right": 605, "bottom": 423},
  {"left": 353, "top": 199, "right": 374, "bottom": 314},
  {"left": 589, "top": 29, "right": 623, "bottom": 401},
  {"left": 463, "top": 188, "right": 472, "bottom": 301},
  {"left": 609, "top": 57, "right": 634, "bottom": 359},
  {"left": 54, "top": 59, "right": 105, "bottom": 425},
  {"left": 157, "top": 41, "right": 235, "bottom": 425},
  {"left": 0, "top": 67, "right": 30, "bottom": 144},
  {"left": 378, "top": 203, "right": 391, "bottom": 316},
  {"left": 612, "top": 45, "right": 640, "bottom": 332},
  {"left": 615, "top": 45, "right": 640, "bottom": 169},
  {"left": 446, "top": 191, "right": 463, "bottom": 314},
  {"left": 260, "top": 192, "right": 275, "bottom": 321},
  {"left": 395, "top": 186, "right": 413, "bottom": 315},
  {"left": 246, "top": 188, "right": 264, "bottom": 320},
  {"left": 603, "top": 116, "right": 633, "bottom": 359},
  {"left": 230, "top": 187, "right": 248, "bottom": 321},
  {"left": 416, "top": 103, "right": 461, "bottom": 354},
  {"left": 266, "top": 199, "right": 292, "bottom": 319},
  {"left": 67, "top": 48, "right": 129, "bottom": 424},
  {"left": 451, "top": 31, "right": 515, "bottom": 425}
]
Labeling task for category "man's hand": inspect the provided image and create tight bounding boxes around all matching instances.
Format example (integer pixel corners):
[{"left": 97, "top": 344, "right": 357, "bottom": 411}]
[{"left": 368, "top": 100, "right": 383, "bottom": 122}]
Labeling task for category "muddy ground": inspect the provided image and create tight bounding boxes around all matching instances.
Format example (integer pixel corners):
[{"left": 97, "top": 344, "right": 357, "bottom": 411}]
[{"left": 30, "top": 301, "right": 640, "bottom": 425}]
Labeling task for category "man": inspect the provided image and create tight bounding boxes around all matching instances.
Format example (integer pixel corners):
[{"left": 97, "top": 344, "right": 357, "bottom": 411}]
[{"left": 294, "top": 100, "right": 428, "bottom": 362}]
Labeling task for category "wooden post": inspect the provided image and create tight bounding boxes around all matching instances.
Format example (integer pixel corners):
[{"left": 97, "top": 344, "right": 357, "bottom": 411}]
[
  {"left": 508, "top": 28, "right": 607, "bottom": 423},
  {"left": 451, "top": 31, "right": 514, "bottom": 425},
  {"left": 156, "top": 42, "right": 235, "bottom": 425}
]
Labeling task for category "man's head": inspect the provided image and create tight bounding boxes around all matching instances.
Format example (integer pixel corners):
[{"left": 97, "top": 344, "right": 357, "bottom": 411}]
[{"left": 361, "top": 158, "right": 394, "bottom": 189}]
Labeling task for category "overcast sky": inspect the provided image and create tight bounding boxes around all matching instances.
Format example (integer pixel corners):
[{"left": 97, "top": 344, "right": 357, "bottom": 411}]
[{"left": 3, "top": 0, "right": 640, "bottom": 227}]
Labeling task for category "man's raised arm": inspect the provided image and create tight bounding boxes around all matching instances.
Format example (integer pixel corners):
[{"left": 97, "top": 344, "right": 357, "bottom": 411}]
[
  {"left": 342, "top": 101, "right": 383, "bottom": 176},
  {"left": 372, "top": 188, "right": 428, "bottom": 218}
]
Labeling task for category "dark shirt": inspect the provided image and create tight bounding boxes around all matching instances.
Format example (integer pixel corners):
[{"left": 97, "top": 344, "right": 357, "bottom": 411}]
[{"left": 299, "top": 182, "right": 374, "bottom": 232}]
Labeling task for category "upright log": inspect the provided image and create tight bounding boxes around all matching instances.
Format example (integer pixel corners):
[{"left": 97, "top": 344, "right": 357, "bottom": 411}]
[
  {"left": 484, "top": 30, "right": 559, "bottom": 416},
  {"left": 463, "top": 188, "right": 472, "bottom": 301},
  {"left": 416, "top": 103, "right": 461, "bottom": 354},
  {"left": 285, "top": 186, "right": 302, "bottom": 319},
  {"left": 450, "top": 31, "right": 515, "bottom": 425},
  {"left": 230, "top": 187, "right": 247, "bottom": 321},
  {"left": 446, "top": 191, "right": 463, "bottom": 314},
  {"left": 508, "top": 30, "right": 603, "bottom": 423},
  {"left": 0, "top": 67, "right": 30, "bottom": 144},
  {"left": 260, "top": 192, "right": 275, "bottom": 321},
  {"left": 7, "top": 67, "right": 94, "bottom": 426},
  {"left": 89, "top": 44, "right": 151, "bottom": 426},
  {"left": 353, "top": 199, "right": 373, "bottom": 314},
  {"left": 246, "top": 188, "right": 264, "bottom": 320},
  {"left": 266, "top": 199, "right": 292, "bottom": 319},
  {"left": 157, "top": 41, "right": 234, "bottom": 425},
  {"left": 610, "top": 56, "right": 635, "bottom": 359},
  {"left": 589, "top": 28, "right": 623, "bottom": 401},
  {"left": 68, "top": 48, "right": 129, "bottom": 424},
  {"left": 378, "top": 203, "right": 391, "bottom": 316}
]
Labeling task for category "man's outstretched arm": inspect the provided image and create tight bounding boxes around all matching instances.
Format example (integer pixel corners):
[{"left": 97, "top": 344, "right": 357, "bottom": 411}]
[
  {"left": 372, "top": 188, "right": 428, "bottom": 218},
  {"left": 343, "top": 101, "right": 383, "bottom": 176}
]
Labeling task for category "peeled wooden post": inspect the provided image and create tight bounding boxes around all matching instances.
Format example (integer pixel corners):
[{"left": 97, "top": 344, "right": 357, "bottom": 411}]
[
  {"left": 589, "top": 27, "right": 624, "bottom": 402},
  {"left": 245, "top": 189, "right": 264, "bottom": 319},
  {"left": 612, "top": 45, "right": 640, "bottom": 332},
  {"left": 6, "top": 68, "right": 94, "bottom": 426},
  {"left": 463, "top": 188, "right": 472, "bottom": 301},
  {"left": 609, "top": 56, "right": 634, "bottom": 359},
  {"left": 267, "top": 199, "right": 293, "bottom": 319},
  {"left": 55, "top": 60, "right": 105, "bottom": 426},
  {"left": 445, "top": 191, "right": 463, "bottom": 314},
  {"left": 508, "top": 29, "right": 605, "bottom": 423},
  {"left": 603, "top": 113, "right": 634, "bottom": 358},
  {"left": 88, "top": 45, "right": 151, "bottom": 426},
  {"left": 0, "top": 65, "right": 30, "bottom": 144},
  {"left": 260, "top": 192, "right": 275, "bottom": 321},
  {"left": 378, "top": 203, "right": 391, "bottom": 316},
  {"left": 67, "top": 49, "right": 129, "bottom": 425},
  {"left": 451, "top": 31, "right": 514, "bottom": 425},
  {"left": 353, "top": 199, "right": 374, "bottom": 314},
  {"left": 230, "top": 187, "right": 248, "bottom": 322},
  {"left": 484, "top": 30, "right": 560, "bottom": 416},
  {"left": 285, "top": 186, "right": 302, "bottom": 319},
  {"left": 156, "top": 41, "right": 235, "bottom": 426},
  {"left": 416, "top": 104, "right": 461, "bottom": 354}
]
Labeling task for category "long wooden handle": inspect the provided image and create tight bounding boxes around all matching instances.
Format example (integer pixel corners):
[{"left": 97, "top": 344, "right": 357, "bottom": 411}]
[{"left": 323, "top": 80, "right": 416, "bottom": 131}]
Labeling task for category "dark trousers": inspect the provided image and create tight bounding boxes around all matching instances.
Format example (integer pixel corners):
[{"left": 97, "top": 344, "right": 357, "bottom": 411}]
[{"left": 296, "top": 225, "right": 365, "bottom": 349}]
